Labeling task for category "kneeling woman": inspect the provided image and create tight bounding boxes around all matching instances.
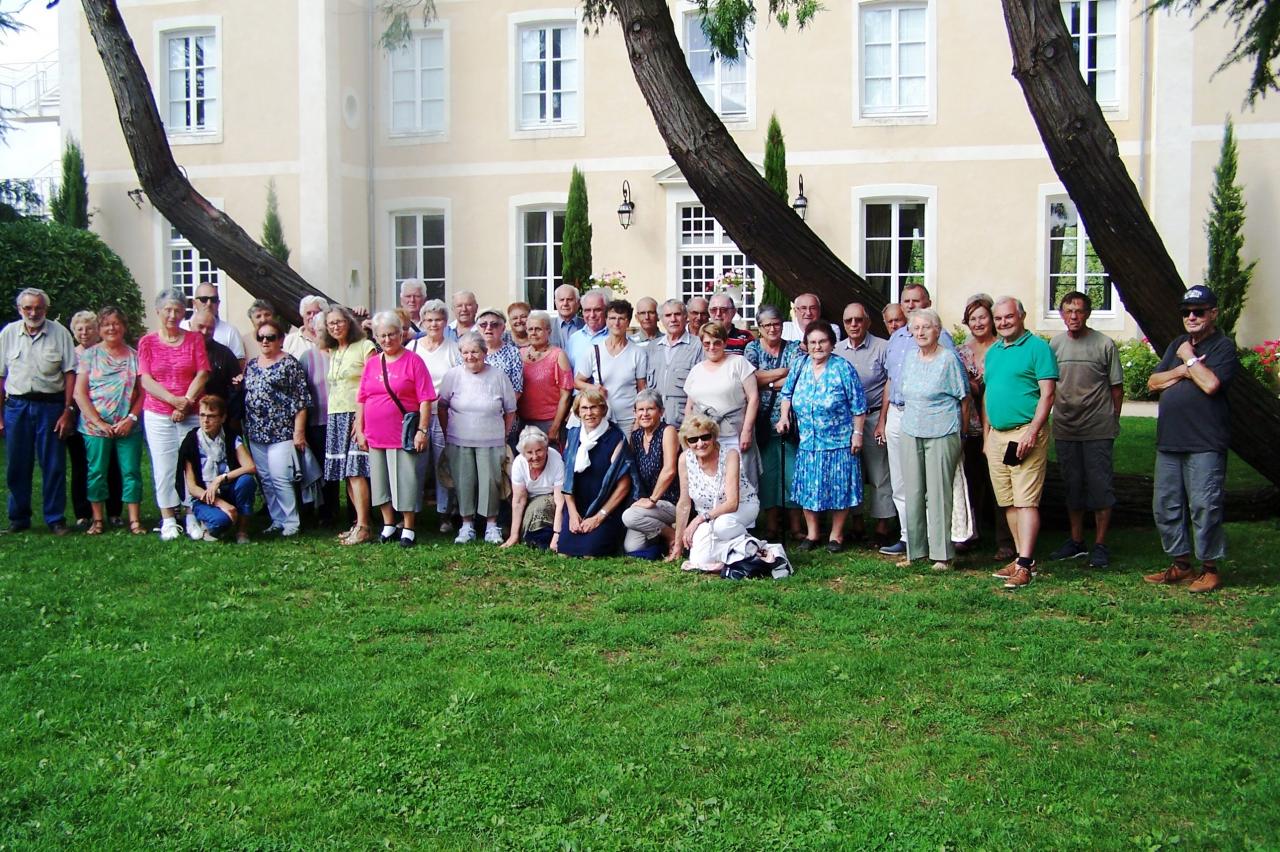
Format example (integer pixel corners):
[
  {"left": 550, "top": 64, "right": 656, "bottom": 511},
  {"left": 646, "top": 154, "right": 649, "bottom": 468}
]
[
  {"left": 671, "top": 414, "right": 760, "bottom": 571},
  {"left": 555, "top": 389, "right": 633, "bottom": 556},
  {"left": 179, "top": 395, "right": 257, "bottom": 543},
  {"left": 501, "top": 426, "right": 565, "bottom": 550}
]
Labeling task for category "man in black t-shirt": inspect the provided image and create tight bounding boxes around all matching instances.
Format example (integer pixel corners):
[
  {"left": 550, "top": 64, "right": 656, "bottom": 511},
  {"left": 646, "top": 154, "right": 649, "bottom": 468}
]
[{"left": 1142, "top": 285, "right": 1238, "bottom": 593}]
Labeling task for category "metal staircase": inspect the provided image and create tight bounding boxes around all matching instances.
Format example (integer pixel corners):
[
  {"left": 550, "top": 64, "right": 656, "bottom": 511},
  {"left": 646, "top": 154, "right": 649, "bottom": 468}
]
[{"left": 0, "top": 52, "right": 59, "bottom": 122}]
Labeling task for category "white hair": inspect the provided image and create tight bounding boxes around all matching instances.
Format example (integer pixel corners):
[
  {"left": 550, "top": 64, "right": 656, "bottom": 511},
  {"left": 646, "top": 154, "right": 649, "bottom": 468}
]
[
  {"left": 516, "top": 425, "right": 550, "bottom": 454},
  {"left": 400, "top": 279, "right": 427, "bottom": 297},
  {"left": 527, "top": 310, "right": 552, "bottom": 329},
  {"left": 299, "top": 295, "right": 329, "bottom": 314},
  {"left": 909, "top": 307, "right": 942, "bottom": 330},
  {"left": 994, "top": 296, "right": 1027, "bottom": 318},
  {"left": 155, "top": 288, "right": 188, "bottom": 310},
  {"left": 371, "top": 310, "right": 403, "bottom": 333}
]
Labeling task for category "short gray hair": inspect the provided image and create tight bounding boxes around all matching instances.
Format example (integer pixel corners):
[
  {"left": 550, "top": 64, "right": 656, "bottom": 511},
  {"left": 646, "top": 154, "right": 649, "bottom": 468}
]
[
  {"left": 994, "top": 296, "right": 1027, "bottom": 318},
  {"left": 420, "top": 298, "right": 449, "bottom": 319},
  {"left": 554, "top": 283, "right": 580, "bottom": 300},
  {"left": 909, "top": 307, "right": 942, "bottom": 330},
  {"left": 70, "top": 310, "right": 98, "bottom": 328},
  {"left": 527, "top": 310, "right": 552, "bottom": 329},
  {"left": 15, "top": 287, "right": 50, "bottom": 308},
  {"left": 400, "top": 278, "right": 427, "bottom": 297},
  {"left": 661, "top": 298, "right": 686, "bottom": 315},
  {"left": 756, "top": 304, "right": 783, "bottom": 324},
  {"left": 582, "top": 288, "right": 610, "bottom": 308},
  {"left": 452, "top": 289, "right": 477, "bottom": 305},
  {"left": 299, "top": 295, "right": 329, "bottom": 314},
  {"left": 371, "top": 310, "right": 403, "bottom": 334},
  {"left": 633, "top": 388, "right": 664, "bottom": 412},
  {"left": 516, "top": 425, "right": 550, "bottom": 454},
  {"left": 457, "top": 330, "right": 486, "bottom": 353},
  {"left": 709, "top": 292, "right": 736, "bottom": 311},
  {"left": 155, "top": 288, "right": 189, "bottom": 310}
]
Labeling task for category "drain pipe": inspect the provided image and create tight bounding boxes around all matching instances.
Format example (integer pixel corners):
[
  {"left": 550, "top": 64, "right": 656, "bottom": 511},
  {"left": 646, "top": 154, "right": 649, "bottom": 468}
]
[
  {"left": 1138, "top": 8, "right": 1154, "bottom": 203},
  {"left": 365, "top": 0, "right": 378, "bottom": 312}
]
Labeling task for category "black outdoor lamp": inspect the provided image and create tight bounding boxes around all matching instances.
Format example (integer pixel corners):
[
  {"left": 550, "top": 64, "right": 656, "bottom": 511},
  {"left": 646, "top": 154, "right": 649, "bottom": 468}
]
[
  {"left": 792, "top": 174, "right": 808, "bottom": 220},
  {"left": 617, "top": 180, "right": 635, "bottom": 229}
]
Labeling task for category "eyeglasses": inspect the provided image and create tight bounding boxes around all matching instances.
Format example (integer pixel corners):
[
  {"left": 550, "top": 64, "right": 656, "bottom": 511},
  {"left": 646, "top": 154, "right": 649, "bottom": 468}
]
[
  {"left": 687, "top": 434, "right": 714, "bottom": 445},
  {"left": 758, "top": 322, "right": 782, "bottom": 329},
  {"left": 1181, "top": 308, "right": 1208, "bottom": 318},
  {"left": 257, "top": 333, "right": 280, "bottom": 343},
  {"left": 194, "top": 295, "right": 220, "bottom": 304},
  {"left": 198, "top": 411, "right": 223, "bottom": 419},
  {"left": 845, "top": 316, "right": 868, "bottom": 323},
  {"left": 477, "top": 320, "right": 503, "bottom": 329}
]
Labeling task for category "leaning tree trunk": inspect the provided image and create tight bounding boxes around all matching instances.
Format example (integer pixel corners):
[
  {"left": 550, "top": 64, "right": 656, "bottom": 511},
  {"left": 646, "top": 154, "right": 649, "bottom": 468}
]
[
  {"left": 610, "top": 0, "right": 887, "bottom": 335},
  {"left": 1001, "top": 0, "right": 1280, "bottom": 488},
  {"left": 80, "top": 0, "right": 326, "bottom": 327}
]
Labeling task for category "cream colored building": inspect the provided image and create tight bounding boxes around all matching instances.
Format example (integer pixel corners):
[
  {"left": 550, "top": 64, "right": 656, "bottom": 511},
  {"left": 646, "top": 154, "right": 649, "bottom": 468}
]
[{"left": 61, "top": 0, "right": 1278, "bottom": 344}]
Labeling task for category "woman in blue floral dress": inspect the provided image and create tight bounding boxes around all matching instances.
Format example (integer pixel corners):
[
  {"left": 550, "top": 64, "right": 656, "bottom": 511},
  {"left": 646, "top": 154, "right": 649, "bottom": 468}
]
[
  {"left": 777, "top": 323, "right": 866, "bottom": 552},
  {"left": 745, "top": 305, "right": 805, "bottom": 539}
]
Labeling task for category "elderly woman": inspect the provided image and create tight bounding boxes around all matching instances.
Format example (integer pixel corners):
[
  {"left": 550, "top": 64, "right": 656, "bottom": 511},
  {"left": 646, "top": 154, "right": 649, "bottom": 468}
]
[
  {"left": 138, "top": 288, "right": 210, "bottom": 541},
  {"left": 958, "top": 293, "right": 1014, "bottom": 559},
  {"left": 67, "top": 310, "right": 120, "bottom": 528},
  {"left": 475, "top": 307, "right": 524, "bottom": 398},
  {"left": 671, "top": 414, "right": 760, "bottom": 571},
  {"left": 506, "top": 301, "right": 532, "bottom": 349},
  {"left": 240, "top": 298, "right": 278, "bottom": 360},
  {"left": 518, "top": 310, "right": 574, "bottom": 446},
  {"left": 284, "top": 295, "right": 328, "bottom": 359},
  {"left": 355, "top": 311, "right": 434, "bottom": 547},
  {"left": 179, "top": 394, "right": 257, "bottom": 544},
  {"left": 778, "top": 323, "right": 867, "bottom": 552},
  {"left": 683, "top": 321, "right": 759, "bottom": 483},
  {"left": 242, "top": 318, "right": 312, "bottom": 537},
  {"left": 501, "top": 426, "right": 565, "bottom": 550},
  {"left": 621, "top": 389, "right": 680, "bottom": 559},
  {"left": 745, "top": 305, "right": 804, "bottom": 539},
  {"left": 288, "top": 299, "right": 334, "bottom": 523},
  {"left": 321, "top": 305, "right": 376, "bottom": 544},
  {"left": 73, "top": 306, "right": 143, "bottom": 535},
  {"left": 575, "top": 299, "right": 648, "bottom": 436},
  {"left": 408, "top": 299, "right": 461, "bottom": 529},
  {"left": 437, "top": 331, "right": 516, "bottom": 545},
  {"left": 898, "top": 308, "right": 969, "bottom": 570},
  {"left": 555, "top": 388, "right": 633, "bottom": 557}
]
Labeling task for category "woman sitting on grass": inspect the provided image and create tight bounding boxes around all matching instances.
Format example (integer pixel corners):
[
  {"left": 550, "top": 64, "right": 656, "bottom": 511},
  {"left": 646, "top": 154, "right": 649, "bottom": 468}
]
[
  {"left": 669, "top": 413, "right": 759, "bottom": 572},
  {"left": 178, "top": 395, "right": 257, "bottom": 544},
  {"left": 501, "top": 426, "right": 565, "bottom": 550},
  {"left": 620, "top": 390, "right": 680, "bottom": 559},
  {"left": 554, "top": 388, "right": 633, "bottom": 557}
]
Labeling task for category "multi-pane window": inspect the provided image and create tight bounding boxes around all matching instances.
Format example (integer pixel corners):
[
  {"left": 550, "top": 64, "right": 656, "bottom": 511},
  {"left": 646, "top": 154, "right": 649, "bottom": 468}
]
[
  {"left": 863, "top": 200, "right": 926, "bottom": 303},
  {"left": 168, "top": 225, "right": 218, "bottom": 319},
  {"left": 518, "top": 24, "right": 578, "bottom": 128},
  {"left": 165, "top": 30, "right": 218, "bottom": 134},
  {"left": 522, "top": 208, "right": 565, "bottom": 311},
  {"left": 1046, "top": 198, "right": 1112, "bottom": 311},
  {"left": 678, "top": 204, "right": 758, "bottom": 322},
  {"left": 390, "top": 31, "right": 445, "bottom": 135},
  {"left": 1060, "top": 0, "right": 1117, "bottom": 105},
  {"left": 684, "top": 13, "right": 748, "bottom": 119},
  {"left": 392, "top": 212, "right": 447, "bottom": 303},
  {"left": 861, "top": 3, "right": 927, "bottom": 115}
]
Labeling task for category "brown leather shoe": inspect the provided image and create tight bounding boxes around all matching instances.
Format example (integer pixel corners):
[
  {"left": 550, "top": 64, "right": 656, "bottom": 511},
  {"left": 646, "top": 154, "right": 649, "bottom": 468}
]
[
  {"left": 1143, "top": 564, "right": 1195, "bottom": 585},
  {"left": 1187, "top": 571, "right": 1221, "bottom": 593},
  {"left": 1003, "top": 566, "right": 1034, "bottom": 589},
  {"left": 993, "top": 560, "right": 1038, "bottom": 579}
]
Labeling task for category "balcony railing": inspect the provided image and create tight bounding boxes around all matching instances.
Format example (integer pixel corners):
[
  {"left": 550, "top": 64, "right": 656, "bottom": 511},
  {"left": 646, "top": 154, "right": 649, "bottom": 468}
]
[{"left": 0, "top": 53, "right": 59, "bottom": 118}]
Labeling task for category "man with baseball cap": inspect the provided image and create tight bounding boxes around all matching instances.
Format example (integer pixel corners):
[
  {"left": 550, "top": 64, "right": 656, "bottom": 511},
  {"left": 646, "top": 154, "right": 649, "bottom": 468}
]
[{"left": 1143, "top": 285, "right": 1239, "bottom": 593}]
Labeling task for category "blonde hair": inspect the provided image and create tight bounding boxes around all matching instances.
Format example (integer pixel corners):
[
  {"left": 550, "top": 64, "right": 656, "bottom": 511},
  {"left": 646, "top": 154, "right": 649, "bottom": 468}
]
[
  {"left": 698, "top": 321, "right": 729, "bottom": 343},
  {"left": 679, "top": 414, "right": 720, "bottom": 446},
  {"left": 573, "top": 387, "right": 608, "bottom": 416}
]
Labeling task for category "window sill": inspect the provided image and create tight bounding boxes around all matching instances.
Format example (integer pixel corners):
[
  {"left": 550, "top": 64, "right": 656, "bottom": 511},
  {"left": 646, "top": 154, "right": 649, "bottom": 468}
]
[
  {"left": 854, "top": 111, "right": 935, "bottom": 127},
  {"left": 510, "top": 123, "right": 584, "bottom": 140},
  {"left": 167, "top": 130, "right": 223, "bottom": 146},
  {"left": 386, "top": 131, "right": 450, "bottom": 146}
]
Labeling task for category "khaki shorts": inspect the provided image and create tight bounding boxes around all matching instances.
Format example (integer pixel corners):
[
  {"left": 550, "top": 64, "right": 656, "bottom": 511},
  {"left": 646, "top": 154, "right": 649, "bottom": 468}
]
[{"left": 985, "top": 424, "right": 1049, "bottom": 508}]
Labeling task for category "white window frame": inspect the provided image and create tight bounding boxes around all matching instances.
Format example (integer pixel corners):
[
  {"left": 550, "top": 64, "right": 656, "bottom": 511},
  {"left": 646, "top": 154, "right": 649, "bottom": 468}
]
[
  {"left": 508, "top": 10, "right": 585, "bottom": 139},
  {"left": 852, "top": 1, "right": 936, "bottom": 126},
  {"left": 510, "top": 196, "right": 569, "bottom": 311},
  {"left": 1059, "top": 0, "right": 1129, "bottom": 117},
  {"left": 1036, "top": 185, "right": 1125, "bottom": 331},
  {"left": 387, "top": 24, "right": 450, "bottom": 142},
  {"left": 386, "top": 201, "right": 451, "bottom": 308},
  {"left": 851, "top": 184, "right": 937, "bottom": 305},
  {"left": 666, "top": 191, "right": 760, "bottom": 323},
  {"left": 153, "top": 17, "right": 222, "bottom": 145},
  {"left": 678, "top": 5, "right": 756, "bottom": 128},
  {"left": 153, "top": 203, "right": 224, "bottom": 321}
]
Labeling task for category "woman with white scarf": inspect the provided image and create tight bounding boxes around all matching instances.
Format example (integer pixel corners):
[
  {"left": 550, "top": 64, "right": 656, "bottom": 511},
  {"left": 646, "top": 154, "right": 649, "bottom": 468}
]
[
  {"left": 178, "top": 395, "right": 257, "bottom": 543},
  {"left": 555, "top": 388, "right": 633, "bottom": 557}
]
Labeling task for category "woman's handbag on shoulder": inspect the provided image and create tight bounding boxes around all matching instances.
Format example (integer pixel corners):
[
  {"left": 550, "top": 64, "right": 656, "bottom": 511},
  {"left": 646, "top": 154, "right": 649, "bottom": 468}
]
[{"left": 380, "top": 354, "right": 421, "bottom": 454}]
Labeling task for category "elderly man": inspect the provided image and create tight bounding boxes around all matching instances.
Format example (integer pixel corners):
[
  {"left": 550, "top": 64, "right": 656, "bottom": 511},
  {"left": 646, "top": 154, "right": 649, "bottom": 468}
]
[
  {"left": 284, "top": 295, "right": 328, "bottom": 359},
  {"left": 632, "top": 297, "right": 661, "bottom": 345},
  {"left": 708, "top": 292, "right": 754, "bottom": 354},
  {"left": 836, "top": 301, "right": 894, "bottom": 546},
  {"left": 1047, "top": 291, "right": 1123, "bottom": 569},
  {"left": 882, "top": 303, "right": 907, "bottom": 335},
  {"left": 875, "top": 284, "right": 960, "bottom": 556},
  {"left": 985, "top": 296, "right": 1059, "bottom": 589},
  {"left": 566, "top": 289, "right": 610, "bottom": 376},
  {"left": 686, "top": 296, "right": 710, "bottom": 337},
  {"left": 446, "top": 290, "right": 479, "bottom": 342},
  {"left": 0, "top": 288, "right": 78, "bottom": 534},
  {"left": 550, "top": 284, "right": 585, "bottom": 350},
  {"left": 397, "top": 279, "right": 428, "bottom": 337},
  {"left": 782, "top": 292, "right": 839, "bottom": 342},
  {"left": 181, "top": 281, "right": 246, "bottom": 367},
  {"left": 1143, "top": 285, "right": 1239, "bottom": 593},
  {"left": 190, "top": 309, "right": 243, "bottom": 413},
  {"left": 649, "top": 298, "right": 704, "bottom": 427}
]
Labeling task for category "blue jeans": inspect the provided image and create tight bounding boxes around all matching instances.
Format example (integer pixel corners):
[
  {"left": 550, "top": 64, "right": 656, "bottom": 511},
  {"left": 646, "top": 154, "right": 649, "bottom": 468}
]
[
  {"left": 5, "top": 398, "right": 67, "bottom": 528},
  {"left": 190, "top": 475, "right": 257, "bottom": 536}
]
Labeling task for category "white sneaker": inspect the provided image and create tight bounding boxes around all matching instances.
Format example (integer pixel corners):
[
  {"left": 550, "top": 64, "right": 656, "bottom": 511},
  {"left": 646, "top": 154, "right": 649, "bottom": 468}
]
[
  {"left": 453, "top": 523, "right": 476, "bottom": 544},
  {"left": 159, "top": 521, "right": 181, "bottom": 542},
  {"left": 281, "top": 527, "right": 300, "bottom": 538},
  {"left": 483, "top": 524, "right": 503, "bottom": 544},
  {"left": 185, "top": 513, "right": 205, "bottom": 541},
  {"left": 438, "top": 520, "right": 455, "bottom": 534}
]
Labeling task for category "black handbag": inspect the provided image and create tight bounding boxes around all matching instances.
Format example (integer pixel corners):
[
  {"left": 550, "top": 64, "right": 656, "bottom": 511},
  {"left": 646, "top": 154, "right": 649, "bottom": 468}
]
[{"left": 380, "top": 354, "right": 421, "bottom": 454}]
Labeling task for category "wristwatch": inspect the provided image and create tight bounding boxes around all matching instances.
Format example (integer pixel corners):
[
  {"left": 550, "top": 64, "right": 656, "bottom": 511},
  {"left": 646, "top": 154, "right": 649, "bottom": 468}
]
[
  {"left": 126, "top": 413, "right": 138, "bottom": 422},
  {"left": 1184, "top": 355, "right": 1202, "bottom": 368},
  {"left": 417, "top": 427, "right": 429, "bottom": 435}
]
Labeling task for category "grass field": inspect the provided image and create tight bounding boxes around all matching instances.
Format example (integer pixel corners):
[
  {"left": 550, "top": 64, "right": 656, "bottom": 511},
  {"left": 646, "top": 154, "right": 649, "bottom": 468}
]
[{"left": 1, "top": 423, "right": 1277, "bottom": 848}]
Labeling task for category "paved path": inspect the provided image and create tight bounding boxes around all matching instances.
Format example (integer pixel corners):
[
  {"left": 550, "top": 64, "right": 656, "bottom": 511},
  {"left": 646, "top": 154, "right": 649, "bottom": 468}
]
[{"left": 1124, "top": 401, "right": 1157, "bottom": 418}]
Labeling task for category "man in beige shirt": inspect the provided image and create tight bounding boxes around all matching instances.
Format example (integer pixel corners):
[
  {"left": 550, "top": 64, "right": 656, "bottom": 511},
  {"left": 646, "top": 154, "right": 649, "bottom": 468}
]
[{"left": 0, "top": 287, "right": 78, "bottom": 534}]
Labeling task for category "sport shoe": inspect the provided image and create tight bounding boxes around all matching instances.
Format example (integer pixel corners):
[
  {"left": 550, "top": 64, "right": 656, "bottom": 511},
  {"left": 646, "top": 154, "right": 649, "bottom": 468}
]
[
  {"left": 1003, "top": 566, "right": 1034, "bottom": 589},
  {"left": 993, "top": 559, "right": 1033, "bottom": 579},
  {"left": 483, "top": 524, "right": 504, "bottom": 544},
  {"left": 159, "top": 521, "right": 181, "bottom": 542},
  {"left": 185, "top": 513, "right": 205, "bottom": 541},
  {"left": 1048, "top": 538, "right": 1087, "bottom": 561},
  {"left": 1143, "top": 564, "right": 1195, "bottom": 585},
  {"left": 454, "top": 523, "right": 476, "bottom": 544},
  {"left": 1187, "top": 571, "right": 1221, "bottom": 593},
  {"left": 202, "top": 530, "right": 219, "bottom": 542},
  {"left": 878, "top": 540, "right": 907, "bottom": 556},
  {"left": 438, "top": 520, "right": 455, "bottom": 534},
  {"left": 1088, "top": 543, "right": 1110, "bottom": 569}
]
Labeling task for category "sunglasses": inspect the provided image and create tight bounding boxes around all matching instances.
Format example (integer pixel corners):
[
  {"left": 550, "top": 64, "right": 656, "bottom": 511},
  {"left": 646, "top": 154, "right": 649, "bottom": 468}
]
[
  {"left": 257, "top": 333, "right": 280, "bottom": 343},
  {"left": 1181, "top": 308, "right": 1209, "bottom": 318},
  {"left": 194, "top": 295, "right": 220, "bottom": 303},
  {"left": 687, "top": 434, "right": 714, "bottom": 445}
]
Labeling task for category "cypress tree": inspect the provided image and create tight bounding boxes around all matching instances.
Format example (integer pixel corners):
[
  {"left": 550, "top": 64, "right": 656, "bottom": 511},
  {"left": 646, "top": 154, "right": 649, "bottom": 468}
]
[
  {"left": 760, "top": 114, "right": 790, "bottom": 317},
  {"left": 50, "top": 137, "right": 90, "bottom": 229},
  {"left": 262, "top": 179, "right": 291, "bottom": 264},
  {"left": 561, "top": 166, "right": 593, "bottom": 292},
  {"left": 1205, "top": 116, "right": 1256, "bottom": 339}
]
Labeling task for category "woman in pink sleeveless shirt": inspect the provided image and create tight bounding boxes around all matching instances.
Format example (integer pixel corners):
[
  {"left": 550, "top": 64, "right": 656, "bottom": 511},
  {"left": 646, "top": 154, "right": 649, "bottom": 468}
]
[{"left": 518, "top": 311, "right": 574, "bottom": 447}]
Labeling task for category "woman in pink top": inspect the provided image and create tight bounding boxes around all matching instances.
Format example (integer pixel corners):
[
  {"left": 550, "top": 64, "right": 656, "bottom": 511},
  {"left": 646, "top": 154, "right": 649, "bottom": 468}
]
[
  {"left": 518, "top": 311, "right": 574, "bottom": 447},
  {"left": 138, "top": 288, "right": 210, "bottom": 541},
  {"left": 354, "top": 311, "right": 435, "bottom": 548}
]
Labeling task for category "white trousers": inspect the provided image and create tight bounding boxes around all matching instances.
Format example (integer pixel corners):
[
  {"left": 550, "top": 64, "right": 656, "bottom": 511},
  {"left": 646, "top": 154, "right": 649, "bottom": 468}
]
[
  {"left": 689, "top": 501, "right": 760, "bottom": 566},
  {"left": 144, "top": 410, "right": 199, "bottom": 512},
  {"left": 884, "top": 405, "right": 908, "bottom": 543},
  {"left": 250, "top": 439, "right": 300, "bottom": 533}
]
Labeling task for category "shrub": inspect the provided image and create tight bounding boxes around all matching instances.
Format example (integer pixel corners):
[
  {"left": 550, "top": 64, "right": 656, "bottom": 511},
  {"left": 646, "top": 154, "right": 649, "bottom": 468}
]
[
  {"left": 1240, "top": 340, "right": 1278, "bottom": 390},
  {"left": 1119, "top": 337, "right": 1161, "bottom": 401},
  {"left": 0, "top": 219, "right": 146, "bottom": 339}
]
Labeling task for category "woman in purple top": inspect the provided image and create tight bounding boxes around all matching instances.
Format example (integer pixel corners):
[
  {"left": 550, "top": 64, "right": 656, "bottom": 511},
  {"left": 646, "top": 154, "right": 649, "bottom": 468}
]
[
  {"left": 437, "top": 331, "right": 517, "bottom": 545},
  {"left": 355, "top": 311, "right": 435, "bottom": 548}
]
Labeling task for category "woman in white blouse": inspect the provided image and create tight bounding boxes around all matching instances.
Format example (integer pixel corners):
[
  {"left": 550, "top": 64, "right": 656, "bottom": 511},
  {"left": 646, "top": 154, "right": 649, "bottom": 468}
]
[{"left": 501, "top": 426, "right": 565, "bottom": 549}]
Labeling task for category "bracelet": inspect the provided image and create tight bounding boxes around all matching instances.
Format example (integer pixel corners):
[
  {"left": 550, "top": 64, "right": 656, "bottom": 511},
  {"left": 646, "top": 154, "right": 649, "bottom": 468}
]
[{"left": 127, "top": 413, "right": 138, "bottom": 422}]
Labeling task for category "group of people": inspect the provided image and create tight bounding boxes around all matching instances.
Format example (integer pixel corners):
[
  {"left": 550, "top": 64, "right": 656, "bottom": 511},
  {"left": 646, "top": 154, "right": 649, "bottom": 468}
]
[{"left": 1, "top": 278, "right": 1238, "bottom": 590}]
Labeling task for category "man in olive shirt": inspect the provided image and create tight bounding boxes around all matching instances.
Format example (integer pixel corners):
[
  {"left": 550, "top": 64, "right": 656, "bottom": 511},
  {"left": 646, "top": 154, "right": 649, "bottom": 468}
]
[
  {"left": 1047, "top": 291, "right": 1123, "bottom": 569},
  {"left": 0, "top": 288, "right": 78, "bottom": 534}
]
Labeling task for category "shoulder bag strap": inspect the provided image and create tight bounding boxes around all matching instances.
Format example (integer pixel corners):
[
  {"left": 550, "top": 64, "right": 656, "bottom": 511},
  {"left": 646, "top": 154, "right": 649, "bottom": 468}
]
[
  {"left": 593, "top": 344, "right": 603, "bottom": 386},
  {"left": 380, "top": 354, "right": 409, "bottom": 416}
]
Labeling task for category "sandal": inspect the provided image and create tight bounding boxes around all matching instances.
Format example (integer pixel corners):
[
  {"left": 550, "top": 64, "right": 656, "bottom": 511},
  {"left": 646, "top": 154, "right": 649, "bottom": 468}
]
[
  {"left": 85, "top": 520, "right": 105, "bottom": 536},
  {"left": 337, "top": 523, "right": 358, "bottom": 542},
  {"left": 128, "top": 521, "right": 148, "bottom": 536},
  {"left": 342, "top": 525, "right": 372, "bottom": 546}
]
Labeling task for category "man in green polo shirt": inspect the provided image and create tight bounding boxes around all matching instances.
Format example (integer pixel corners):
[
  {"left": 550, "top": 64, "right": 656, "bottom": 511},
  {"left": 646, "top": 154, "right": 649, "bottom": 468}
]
[{"left": 983, "top": 297, "right": 1058, "bottom": 588}]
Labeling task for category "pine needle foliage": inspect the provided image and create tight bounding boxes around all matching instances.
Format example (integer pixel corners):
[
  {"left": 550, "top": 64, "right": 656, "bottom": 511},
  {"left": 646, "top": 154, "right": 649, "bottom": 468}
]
[
  {"left": 760, "top": 113, "right": 790, "bottom": 316},
  {"left": 1204, "top": 116, "right": 1256, "bottom": 338},
  {"left": 562, "top": 166, "right": 593, "bottom": 293},
  {"left": 50, "top": 137, "right": 90, "bottom": 229},
  {"left": 262, "top": 179, "right": 291, "bottom": 265}
]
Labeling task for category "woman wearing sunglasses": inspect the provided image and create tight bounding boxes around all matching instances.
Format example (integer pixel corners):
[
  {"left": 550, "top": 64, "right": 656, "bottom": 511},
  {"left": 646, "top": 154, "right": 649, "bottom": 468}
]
[
  {"left": 242, "top": 319, "right": 312, "bottom": 537},
  {"left": 670, "top": 413, "right": 759, "bottom": 571}
]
